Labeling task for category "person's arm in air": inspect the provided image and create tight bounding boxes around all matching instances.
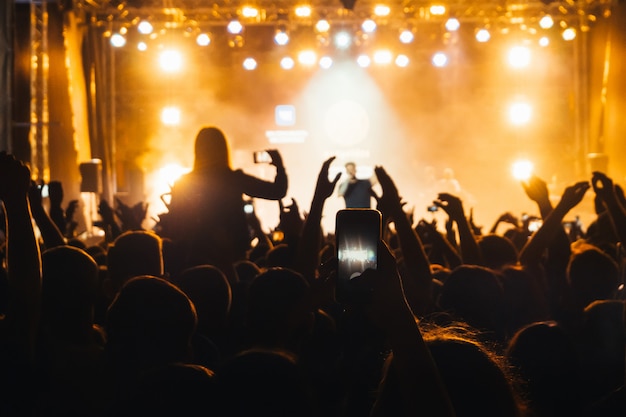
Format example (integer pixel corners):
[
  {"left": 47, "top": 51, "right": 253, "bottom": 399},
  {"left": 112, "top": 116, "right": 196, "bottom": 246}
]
[
  {"left": 28, "top": 182, "right": 66, "bottom": 249},
  {"left": 592, "top": 171, "right": 626, "bottom": 245},
  {"left": 0, "top": 152, "right": 42, "bottom": 364},
  {"left": 240, "top": 149, "right": 288, "bottom": 200},
  {"left": 434, "top": 193, "right": 482, "bottom": 265}
]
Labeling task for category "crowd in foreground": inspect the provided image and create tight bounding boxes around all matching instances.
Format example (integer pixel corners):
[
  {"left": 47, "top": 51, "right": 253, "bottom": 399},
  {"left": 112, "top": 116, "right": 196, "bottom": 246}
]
[{"left": 0, "top": 126, "right": 625, "bottom": 417}]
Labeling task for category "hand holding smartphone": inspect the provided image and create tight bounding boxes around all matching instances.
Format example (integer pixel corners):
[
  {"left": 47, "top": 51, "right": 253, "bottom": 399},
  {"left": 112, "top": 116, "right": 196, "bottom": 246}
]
[{"left": 335, "top": 209, "right": 382, "bottom": 303}]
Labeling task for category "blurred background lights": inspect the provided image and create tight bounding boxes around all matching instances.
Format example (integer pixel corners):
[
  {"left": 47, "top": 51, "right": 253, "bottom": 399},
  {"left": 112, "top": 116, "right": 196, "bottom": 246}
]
[
  {"left": 476, "top": 29, "right": 491, "bottom": 42},
  {"left": 227, "top": 20, "right": 244, "bottom": 34},
  {"left": 357, "top": 54, "right": 371, "bottom": 68},
  {"left": 399, "top": 29, "right": 414, "bottom": 44},
  {"left": 374, "top": 4, "right": 391, "bottom": 16},
  {"left": 432, "top": 52, "right": 448, "bottom": 67},
  {"left": 373, "top": 49, "right": 393, "bottom": 65},
  {"left": 274, "top": 30, "right": 289, "bottom": 46},
  {"left": 445, "top": 17, "right": 460, "bottom": 32},
  {"left": 512, "top": 160, "right": 534, "bottom": 181},
  {"left": 137, "top": 41, "right": 147, "bottom": 51},
  {"left": 159, "top": 50, "right": 183, "bottom": 72},
  {"left": 241, "top": 6, "right": 259, "bottom": 18},
  {"left": 158, "top": 164, "right": 190, "bottom": 187},
  {"left": 196, "top": 33, "right": 211, "bottom": 46},
  {"left": 295, "top": 5, "right": 311, "bottom": 17},
  {"left": 280, "top": 56, "right": 295, "bottom": 70},
  {"left": 110, "top": 33, "right": 126, "bottom": 47},
  {"left": 361, "top": 19, "right": 377, "bottom": 33},
  {"left": 315, "top": 19, "right": 330, "bottom": 33},
  {"left": 539, "top": 15, "right": 554, "bottom": 29},
  {"left": 539, "top": 36, "right": 550, "bottom": 47},
  {"left": 395, "top": 54, "right": 409, "bottom": 67},
  {"left": 243, "top": 57, "right": 257, "bottom": 70},
  {"left": 430, "top": 4, "right": 446, "bottom": 15},
  {"left": 334, "top": 31, "right": 352, "bottom": 49},
  {"left": 508, "top": 101, "right": 533, "bottom": 125},
  {"left": 508, "top": 46, "right": 531, "bottom": 68},
  {"left": 562, "top": 27, "right": 577, "bottom": 41},
  {"left": 161, "top": 106, "right": 181, "bottom": 125},
  {"left": 298, "top": 50, "right": 317, "bottom": 66},
  {"left": 137, "top": 20, "right": 153, "bottom": 35},
  {"left": 319, "top": 56, "right": 333, "bottom": 69}
]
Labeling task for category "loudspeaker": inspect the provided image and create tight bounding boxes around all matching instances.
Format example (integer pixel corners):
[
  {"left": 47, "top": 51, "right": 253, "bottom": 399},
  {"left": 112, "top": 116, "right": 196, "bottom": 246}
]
[{"left": 79, "top": 160, "right": 102, "bottom": 193}]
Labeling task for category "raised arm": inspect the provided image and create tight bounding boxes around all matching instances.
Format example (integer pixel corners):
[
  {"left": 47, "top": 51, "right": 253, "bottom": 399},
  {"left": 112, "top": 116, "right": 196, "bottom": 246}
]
[
  {"left": 28, "top": 182, "right": 66, "bottom": 249},
  {"left": 241, "top": 149, "right": 288, "bottom": 200},
  {"left": 0, "top": 152, "right": 42, "bottom": 363},
  {"left": 592, "top": 171, "right": 626, "bottom": 245},
  {"left": 434, "top": 193, "right": 482, "bottom": 265}
]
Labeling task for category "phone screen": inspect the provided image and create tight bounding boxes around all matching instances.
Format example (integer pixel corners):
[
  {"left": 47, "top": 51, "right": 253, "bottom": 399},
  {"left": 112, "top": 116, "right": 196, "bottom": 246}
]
[
  {"left": 335, "top": 209, "right": 381, "bottom": 302},
  {"left": 253, "top": 151, "right": 272, "bottom": 164}
]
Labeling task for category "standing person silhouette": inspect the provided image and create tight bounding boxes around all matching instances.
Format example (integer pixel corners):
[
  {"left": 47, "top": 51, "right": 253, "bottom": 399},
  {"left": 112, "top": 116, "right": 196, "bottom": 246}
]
[
  {"left": 337, "top": 162, "right": 376, "bottom": 209},
  {"left": 162, "top": 127, "right": 288, "bottom": 280}
]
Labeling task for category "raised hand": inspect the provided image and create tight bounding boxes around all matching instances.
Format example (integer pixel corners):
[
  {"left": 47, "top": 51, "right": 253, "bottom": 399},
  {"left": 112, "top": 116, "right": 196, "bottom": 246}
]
[
  {"left": 266, "top": 149, "right": 284, "bottom": 169},
  {"left": 560, "top": 181, "right": 590, "bottom": 211},
  {"left": 0, "top": 152, "right": 31, "bottom": 204},
  {"left": 314, "top": 156, "right": 341, "bottom": 201},
  {"left": 522, "top": 175, "right": 550, "bottom": 205},
  {"left": 372, "top": 166, "right": 404, "bottom": 218},
  {"left": 27, "top": 182, "right": 44, "bottom": 211},
  {"left": 278, "top": 198, "right": 303, "bottom": 238},
  {"left": 592, "top": 171, "right": 616, "bottom": 205},
  {"left": 434, "top": 193, "right": 465, "bottom": 222}
]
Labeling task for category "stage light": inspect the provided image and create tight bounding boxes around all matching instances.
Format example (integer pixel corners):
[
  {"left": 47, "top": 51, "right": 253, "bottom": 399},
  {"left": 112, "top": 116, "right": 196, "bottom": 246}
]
[
  {"left": 241, "top": 6, "right": 259, "bottom": 18},
  {"left": 159, "top": 50, "right": 182, "bottom": 72},
  {"left": 357, "top": 54, "right": 371, "bottom": 68},
  {"left": 158, "top": 163, "right": 190, "bottom": 186},
  {"left": 137, "top": 20, "right": 153, "bottom": 34},
  {"left": 512, "top": 160, "right": 534, "bottom": 181},
  {"left": 161, "top": 106, "right": 181, "bottom": 125},
  {"left": 399, "top": 29, "right": 414, "bottom": 43},
  {"left": 445, "top": 17, "right": 460, "bottom": 31},
  {"left": 395, "top": 54, "right": 409, "bottom": 67},
  {"left": 110, "top": 33, "right": 126, "bottom": 47},
  {"left": 315, "top": 19, "right": 330, "bottom": 33},
  {"left": 362, "top": 19, "right": 377, "bottom": 33},
  {"left": 374, "top": 4, "right": 390, "bottom": 16},
  {"left": 539, "top": 36, "right": 549, "bottom": 47},
  {"left": 476, "top": 28, "right": 491, "bottom": 42},
  {"left": 196, "top": 33, "right": 211, "bottom": 46},
  {"left": 137, "top": 41, "right": 147, "bottom": 51},
  {"left": 280, "top": 57, "right": 295, "bottom": 69},
  {"left": 539, "top": 15, "right": 554, "bottom": 29},
  {"left": 274, "top": 30, "right": 289, "bottom": 46},
  {"left": 298, "top": 50, "right": 317, "bottom": 66},
  {"left": 562, "top": 27, "right": 576, "bottom": 41},
  {"left": 430, "top": 4, "right": 446, "bottom": 16},
  {"left": 508, "top": 101, "right": 532, "bottom": 125},
  {"left": 319, "top": 56, "right": 333, "bottom": 69},
  {"left": 295, "top": 5, "right": 312, "bottom": 17},
  {"left": 432, "top": 52, "right": 448, "bottom": 67},
  {"left": 227, "top": 20, "right": 244, "bottom": 34},
  {"left": 243, "top": 57, "right": 257, "bottom": 70},
  {"left": 373, "top": 49, "right": 393, "bottom": 65},
  {"left": 334, "top": 31, "right": 352, "bottom": 49},
  {"left": 119, "top": 27, "right": 128, "bottom": 35},
  {"left": 508, "top": 46, "right": 531, "bottom": 68}
]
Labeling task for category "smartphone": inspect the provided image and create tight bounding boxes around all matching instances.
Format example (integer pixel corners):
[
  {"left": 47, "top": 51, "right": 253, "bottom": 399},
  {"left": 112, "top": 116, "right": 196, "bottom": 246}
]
[
  {"left": 38, "top": 184, "right": 49, "bottom": 198},
  {"left": 427, "top": 205, "right": 438, "bottom": 212},
  {"left": 253, "top": 150, "right": 272, "bottom": 164},
  {"left": 335, "top": 209, "right": 382, "bottom": 303}
]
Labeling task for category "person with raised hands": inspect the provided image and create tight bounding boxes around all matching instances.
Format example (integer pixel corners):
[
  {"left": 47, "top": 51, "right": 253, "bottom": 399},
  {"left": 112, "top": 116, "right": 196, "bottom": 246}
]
[{"left": 591, "top": 171, "right": 626, "bottom": 246}]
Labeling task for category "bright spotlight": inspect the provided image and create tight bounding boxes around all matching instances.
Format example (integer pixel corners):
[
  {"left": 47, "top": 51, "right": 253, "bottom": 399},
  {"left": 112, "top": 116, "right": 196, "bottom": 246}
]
[
  {"left": 399, "top": 29, "right": 414, "bottom": 43},
  {"left": 508, "top": 46, "right": 531, "bottom": 68},
  {"left": 446, "top": 19, "right": 460, "bottom": 33},
  {"left": 562, "top": 27, "right": 576, "bottom": 41},
  {"left": 158, "top": 164, "right": 191, "bottom": 186},
  {"left": 334, "top": 31, "right": 352, "bottom": 49},
  {"left": 280, "top": 57, "right": 295, "bottom": 70},
  {"left": 395, "top": 54, "right": 409, "bottom": 67},
  {"left": 161, "top": 106, "right": 181, "bottom": 126},
  {"left": 508, "top": 101, "right": 533, "bottom": 125},
  {"left": 356, "top": 54, "right": 371, "bottom": 68},
  {"left": 319, "top": 56, "right": 333, "bottom": 69},
  {"left": 110, "top": 33, "right": 126, "bottom": 48},
  {"left": 539, "top": 36, "right": 550, "bottom": 47},
  {"left": 159, "top": 50, "right": 183, "bottom": 72},
  {"left": 243, "top": 57, "right": 257, "bottom": 70},
  {"left": 298, "top": 50, "right": 317, "bottom": 66},
  {"left": 315, "top": 19, "right": 330, "bottom": 33},
  {"left": 512, "top": 160, "right": 534, "bottom": 181},
  {"left": 241, "top": 6, "right": 259, "bottom": 18},
  {"left": 227, "top": 20, "right": 244, "bottom": 34},
  {"left": 374, "top": 4, "right": 391, "bottom": 16},
  {"left": 137, "top": 20, "right": 153, "bottom": 35},
  {"left": 295, "top": 5, "right": 312, "bottom": 17},
  {"left": 476, "top": 28, "right": 491, "bottom": 42},
  {"left": 430, "top": 4, "right": 446, "bottom": 15},
  {"left": 274, "top": 30, "right": 289, "bottom": 46},
  {"left": 361, "top": 19, "right": 377, "bottom": 33},
  {"left": 373, "top": 49, "right": 393, "bottom": 65},
  {"left": 539, "top": 15, "right": 554, "bottom": 29},
  {"left": 432, "top": 52, "right": 448, "bottom": 67},
  {"left": 137, "top": 41, "right": 147, "bottom": 51},
  {"left": 196, "top": 33, "right": 211, "bottom": 46}
]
